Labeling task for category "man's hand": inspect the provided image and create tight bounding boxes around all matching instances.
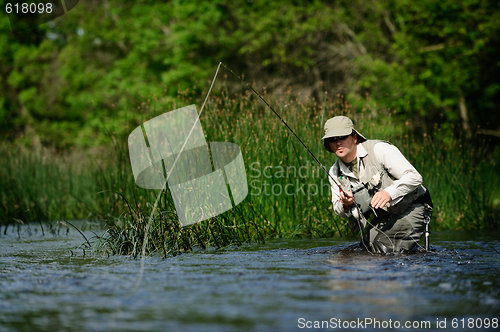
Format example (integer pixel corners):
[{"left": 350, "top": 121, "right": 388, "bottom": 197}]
[
  {"left": 340, "top": 191, "right": 354, "bottom": 212},
  {"left": 371, "top": 190, "right": 391, "bottom": 209}
]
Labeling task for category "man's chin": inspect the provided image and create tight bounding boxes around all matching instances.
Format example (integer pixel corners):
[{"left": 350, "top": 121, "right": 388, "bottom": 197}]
[{"left": 335, "top": 153, "right": 345, "bottom": 158}]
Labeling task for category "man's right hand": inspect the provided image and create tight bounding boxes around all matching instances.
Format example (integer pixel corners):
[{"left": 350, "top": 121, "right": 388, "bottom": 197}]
[{"left": 340, "top": 191, "right": 354, "bottom": 212}]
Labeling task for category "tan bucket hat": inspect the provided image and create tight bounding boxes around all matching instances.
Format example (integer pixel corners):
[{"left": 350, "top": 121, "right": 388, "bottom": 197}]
[{"left": 322, "top": 116, "right": 367, "bottom": 152}]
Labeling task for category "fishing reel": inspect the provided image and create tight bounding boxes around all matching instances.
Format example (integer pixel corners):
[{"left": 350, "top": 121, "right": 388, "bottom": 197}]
[{"left": 349, "top": 182, "right": 376, "bottom": 220}]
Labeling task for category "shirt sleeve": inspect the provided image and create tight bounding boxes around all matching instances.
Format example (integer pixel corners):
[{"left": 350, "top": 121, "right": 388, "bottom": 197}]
[
  {"left": 373, "top": 142, "right": 422, "bottom": 200},
  {"left": 329, "top": 165, "right": 350, "bottom": 218}
]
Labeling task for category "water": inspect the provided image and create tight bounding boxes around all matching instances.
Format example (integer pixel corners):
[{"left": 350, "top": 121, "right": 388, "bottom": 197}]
[{"left": 0, "top": 222, "right": 499, "bottom": 332}]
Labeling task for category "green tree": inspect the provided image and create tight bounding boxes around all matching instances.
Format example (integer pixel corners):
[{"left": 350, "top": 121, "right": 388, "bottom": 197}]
[
  {"left": 1, "top": 0, "right": 499, "bottom": 148},
  {"left": 353, "top": 0, "right": 500, "bottom": 137}
]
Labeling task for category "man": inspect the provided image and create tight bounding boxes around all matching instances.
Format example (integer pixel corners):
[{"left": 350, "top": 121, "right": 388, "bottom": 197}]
[{"left": 323, "top": 116, "right": 432, "bottom": 253}]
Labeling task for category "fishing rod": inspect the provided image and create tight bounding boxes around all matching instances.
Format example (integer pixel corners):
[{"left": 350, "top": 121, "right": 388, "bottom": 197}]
[
  {"left": 220, "top": 63, "right": 346, "bottom": 194},
  {"left": 219, "top": 62, "right": 372, "bottom": 239}
]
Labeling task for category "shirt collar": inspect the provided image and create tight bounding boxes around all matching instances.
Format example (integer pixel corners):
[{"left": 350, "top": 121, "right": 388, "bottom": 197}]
[
  {"left": 357, "top": 142, "right": 368, "bottom": 160},
  {"left": 338, "top": 143, "right": 368, "bottom": 177}
]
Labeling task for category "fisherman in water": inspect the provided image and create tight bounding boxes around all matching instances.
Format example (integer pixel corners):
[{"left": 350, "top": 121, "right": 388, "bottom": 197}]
[{"left": 323, "top": 116, "right": 433, "bottom": 253}]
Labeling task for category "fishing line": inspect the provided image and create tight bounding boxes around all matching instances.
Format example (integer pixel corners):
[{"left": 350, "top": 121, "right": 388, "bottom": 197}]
[
  {"left": 133, "top": 62, "right": 223, "bottom": 291},
  {"left": 130, "top": 60, "right": 416, "bottom": 282}
]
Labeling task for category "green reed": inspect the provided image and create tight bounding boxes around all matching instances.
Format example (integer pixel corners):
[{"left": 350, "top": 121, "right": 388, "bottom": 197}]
[
  {"left": 1, "top": 88, "right": 498, "bottom": 255},
  {"left": 0, "top": 145, "right": 86, "bottom": 223}
]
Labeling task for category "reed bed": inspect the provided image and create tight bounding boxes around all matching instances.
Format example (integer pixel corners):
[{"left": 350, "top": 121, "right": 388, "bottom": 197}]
[{"left": 1, "top": 88, "right": 498, "bottom": 255}]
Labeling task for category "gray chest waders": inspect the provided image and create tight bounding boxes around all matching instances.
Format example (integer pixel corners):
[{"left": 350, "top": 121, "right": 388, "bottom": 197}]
[{"left": 338, "top": 145, "right": 434, "bottom": 252}]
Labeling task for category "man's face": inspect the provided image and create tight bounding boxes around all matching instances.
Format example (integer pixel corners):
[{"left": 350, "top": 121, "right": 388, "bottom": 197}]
[{"left": 328, "top": 134, "right": 357, "bottom": 162}]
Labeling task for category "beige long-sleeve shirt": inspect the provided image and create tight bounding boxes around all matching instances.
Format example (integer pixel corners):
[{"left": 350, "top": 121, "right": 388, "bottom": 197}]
[{"left": 329, "top": 141, "right": 423, "bottom": 218}]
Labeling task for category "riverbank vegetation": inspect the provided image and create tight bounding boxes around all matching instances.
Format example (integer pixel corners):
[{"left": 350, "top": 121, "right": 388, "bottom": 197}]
[
  {"left": 1, "top": 0, "right": 499, "bottom": 255},
  {"left": 1, "top": 91, "right": 498, "bottom": 256}
]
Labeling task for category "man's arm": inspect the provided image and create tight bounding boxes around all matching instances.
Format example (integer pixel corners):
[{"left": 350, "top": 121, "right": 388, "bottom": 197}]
[{"left": 372, "top": 142, "right": 423, "bottom": 205}]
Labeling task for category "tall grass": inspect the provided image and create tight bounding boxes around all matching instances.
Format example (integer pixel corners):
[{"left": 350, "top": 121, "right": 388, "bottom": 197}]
[
  {"left": 0, "top": 145, "right": 91, "bottom": 223},
  {"left": 1, "top": 88, "right": 498, "bottom": 255},
  {"left": 412, "top": 136, "right": 498, "bottom": 229}
]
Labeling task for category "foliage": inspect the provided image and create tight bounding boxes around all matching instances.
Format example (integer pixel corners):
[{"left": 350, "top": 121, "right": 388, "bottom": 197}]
[
  {"left": 1, "top": 0, "right": 499, "bottom": 148},
  {"left": 352, "top": 0, "right": 500, "bottom": 136}
]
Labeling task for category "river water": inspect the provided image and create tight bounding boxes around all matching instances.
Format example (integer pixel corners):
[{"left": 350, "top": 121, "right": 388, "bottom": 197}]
[{"left": 0, "top": 222, "right": 499, "bottom": 332}]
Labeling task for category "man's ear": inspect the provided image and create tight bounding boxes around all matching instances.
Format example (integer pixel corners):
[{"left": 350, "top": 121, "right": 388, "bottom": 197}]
[{"left": 352, "top": 134, "right": 357, "bottom": 144}]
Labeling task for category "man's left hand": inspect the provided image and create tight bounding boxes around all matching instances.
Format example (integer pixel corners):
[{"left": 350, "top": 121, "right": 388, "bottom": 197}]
[{"left": 371, "top": 190, "right": 392, "bottom": 209}]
